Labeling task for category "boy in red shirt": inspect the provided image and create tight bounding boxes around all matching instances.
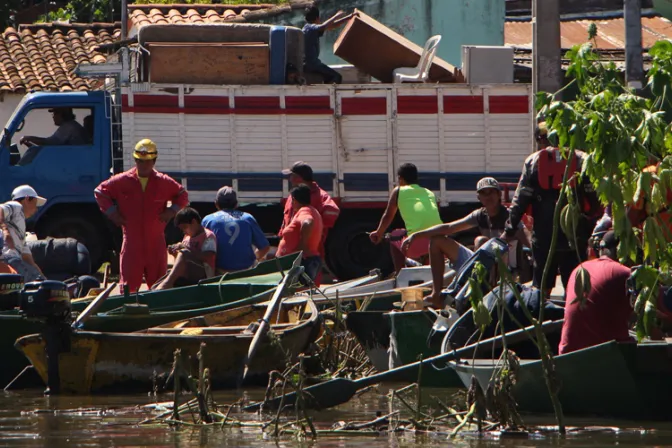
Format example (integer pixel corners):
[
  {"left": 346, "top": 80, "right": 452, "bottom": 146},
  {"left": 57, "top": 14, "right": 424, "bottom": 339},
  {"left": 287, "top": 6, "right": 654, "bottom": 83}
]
[
  {"left": 559, "top": 231, "right": 633, "bottom": 354},
  {"left": 277, "top": 185, "right": 323, "bottom": 281},
  {"left": 154, "top": 207, "right": 217, "bottom": 290}
]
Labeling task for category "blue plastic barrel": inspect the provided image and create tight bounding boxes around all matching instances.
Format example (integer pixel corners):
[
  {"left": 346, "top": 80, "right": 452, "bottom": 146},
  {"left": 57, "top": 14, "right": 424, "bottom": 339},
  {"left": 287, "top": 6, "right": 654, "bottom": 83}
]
[{"left": 269, "top": 26, "right": 288, "bottom": 85}]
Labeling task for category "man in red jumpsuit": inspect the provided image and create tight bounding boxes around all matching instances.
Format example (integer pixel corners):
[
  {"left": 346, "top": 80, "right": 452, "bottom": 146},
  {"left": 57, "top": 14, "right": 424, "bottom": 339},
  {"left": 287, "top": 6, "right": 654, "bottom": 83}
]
[
  {"left": 280, "top": 161, "right": 340, "bottom": 284},
  {"left": 94, "top": 139, "right": 189, "bottom": 293}
]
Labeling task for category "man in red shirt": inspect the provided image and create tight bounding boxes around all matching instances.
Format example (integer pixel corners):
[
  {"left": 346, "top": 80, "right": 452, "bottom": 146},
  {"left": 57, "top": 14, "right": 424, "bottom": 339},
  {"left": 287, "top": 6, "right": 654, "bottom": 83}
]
[
  {"left": 277, "top": 185, "right": 323, "bottom": 282},
  {"left": 94, "top": 139, "right": 189, "bottom": 293},
  {"left": 281, "top": 161, "right": 340, "bottom": 283},
  {"left": 559, "top": 231, "right": 633, "bottom": 355}
]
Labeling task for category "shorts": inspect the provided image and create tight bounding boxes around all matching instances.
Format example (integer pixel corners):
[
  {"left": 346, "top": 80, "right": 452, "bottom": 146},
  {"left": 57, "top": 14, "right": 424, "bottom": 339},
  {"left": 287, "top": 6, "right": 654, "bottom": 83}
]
[
  {"left": 1, "top": 252, "right": 43, "bottom": 283},
  {"left": 389, "top": 229, "right": 430, "bottom": 259},
  {"left": 299, "top": 256, "right": 322, "bottom": 286},
  {"left": 452, "top": 244, "right": 475, "bottom": 272}
]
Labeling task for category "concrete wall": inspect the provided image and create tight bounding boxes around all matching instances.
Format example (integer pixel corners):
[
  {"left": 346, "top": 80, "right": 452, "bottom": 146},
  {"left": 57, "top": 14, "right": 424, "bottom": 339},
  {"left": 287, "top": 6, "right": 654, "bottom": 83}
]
[{"left": 260, "top": 0, "right": 505, "bottom": 69}]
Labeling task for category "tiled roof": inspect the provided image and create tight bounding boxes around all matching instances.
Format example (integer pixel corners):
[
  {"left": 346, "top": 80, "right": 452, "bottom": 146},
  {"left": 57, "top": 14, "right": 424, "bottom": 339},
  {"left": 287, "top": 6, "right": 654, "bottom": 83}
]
[
  {"left": 0, "top": 22, "right": 120, "bottom": 92},
  {"left": 128, "top": 1, "right": 312, "bottom": 28},
  {"left": 505, "top": 15, "right": 672, "bottom": 49}
]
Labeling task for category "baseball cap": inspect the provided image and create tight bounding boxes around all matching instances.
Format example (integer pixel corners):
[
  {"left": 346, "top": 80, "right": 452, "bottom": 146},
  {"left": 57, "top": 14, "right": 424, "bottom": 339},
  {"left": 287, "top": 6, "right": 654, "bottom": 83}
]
[
  {"left": 282, "top": 161, "right": 313, "bottom": 182},
  {"left": 133, "top": 138, "right": 158, "bottom": 160},
  {"left": 600, "top": 230, "right": 619, "bottom": 249},
  {"left": 216, "top": 186, "right": 237, "bottom": 204},
  {"left": 47, "top": 107, "right": 73, "bottom": 114},
  {"left": 476, "top": 177, "right": 501, "bottom": 193},
  {"left": 11, "top": 185, "right": 46, "bottom": 206}
]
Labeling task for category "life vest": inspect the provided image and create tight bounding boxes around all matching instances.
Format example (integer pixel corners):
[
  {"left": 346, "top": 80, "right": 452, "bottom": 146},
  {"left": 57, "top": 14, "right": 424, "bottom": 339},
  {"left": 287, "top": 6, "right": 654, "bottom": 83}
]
[{"left": 537, "top": 147, "right": 579, "bottom": 190}]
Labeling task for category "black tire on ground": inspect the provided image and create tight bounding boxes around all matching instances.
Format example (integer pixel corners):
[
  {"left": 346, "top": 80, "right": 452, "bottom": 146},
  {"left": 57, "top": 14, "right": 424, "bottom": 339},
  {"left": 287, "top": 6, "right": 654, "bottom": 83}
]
[
  {"left": 326, "top": 219, "right": 394, "bottom": 280},
  {"left": 37, "top": 214, "right": 107, "bottom": 273}
]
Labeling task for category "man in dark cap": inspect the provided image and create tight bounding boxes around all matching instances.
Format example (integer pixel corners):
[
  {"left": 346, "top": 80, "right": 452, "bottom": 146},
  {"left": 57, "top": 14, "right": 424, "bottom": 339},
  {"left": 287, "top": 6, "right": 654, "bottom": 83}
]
[
  {"left": 281, "top": 161, "right": 340, "bottom": 284},
  {"left": 559, "top": 231, "right": 633, "bottom": 354},
  {"left": 203, "top": 186, "right": 269, "bottom": 273},
  {"left": 20, "top": 107, "right": 88, "bottom": 147}
]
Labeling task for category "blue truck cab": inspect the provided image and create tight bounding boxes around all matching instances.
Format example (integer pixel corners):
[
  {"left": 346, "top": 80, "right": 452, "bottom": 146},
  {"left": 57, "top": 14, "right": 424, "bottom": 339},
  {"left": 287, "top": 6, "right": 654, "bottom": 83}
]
[{"left": 0, "top": 91, "right": 115, "bottom": 267}]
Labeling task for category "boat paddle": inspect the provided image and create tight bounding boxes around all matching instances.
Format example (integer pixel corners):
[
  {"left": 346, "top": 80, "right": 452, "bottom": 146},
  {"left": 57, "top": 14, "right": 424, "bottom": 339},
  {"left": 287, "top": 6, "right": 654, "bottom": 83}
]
[
  {"left": 244, "top": 318, "right": 564, "bottom": 412},
  {"left": 71, "top": 282, "right": 117, "bottom": 329},
  {"left": 240, "top": 255, "right": 304, "bottom": 382}
]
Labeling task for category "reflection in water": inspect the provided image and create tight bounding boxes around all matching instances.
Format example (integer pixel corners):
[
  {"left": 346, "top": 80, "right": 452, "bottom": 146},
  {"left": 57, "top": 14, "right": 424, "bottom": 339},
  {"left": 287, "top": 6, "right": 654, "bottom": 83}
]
[{"left": 0, "top": 386, "right": 669, "bottom": 447}]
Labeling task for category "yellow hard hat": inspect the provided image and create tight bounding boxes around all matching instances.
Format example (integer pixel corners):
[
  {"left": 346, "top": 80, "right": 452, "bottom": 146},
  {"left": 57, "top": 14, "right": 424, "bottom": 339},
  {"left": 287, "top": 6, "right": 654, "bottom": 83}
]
[{"left": 133, "top": 139, "right": 158, "bottom": 160}]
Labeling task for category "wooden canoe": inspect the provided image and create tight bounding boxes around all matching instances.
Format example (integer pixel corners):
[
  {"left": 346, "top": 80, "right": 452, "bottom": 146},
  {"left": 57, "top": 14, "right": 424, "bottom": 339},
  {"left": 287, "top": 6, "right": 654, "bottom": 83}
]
[
  {"left": 15, "top": 299, "right": 321, "bottom": 394},
  {"left": 0, "top": 254, "right": 300, "bottom": 387},
  {"left": 451, "top": 339, "right": 672, "bottom": 419}
]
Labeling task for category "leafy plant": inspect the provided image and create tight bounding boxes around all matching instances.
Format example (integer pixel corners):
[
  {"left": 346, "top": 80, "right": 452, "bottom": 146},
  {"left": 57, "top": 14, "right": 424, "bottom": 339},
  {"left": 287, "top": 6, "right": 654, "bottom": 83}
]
[{"left": 538, "top": 31, "right": 672, "bottom": 341}]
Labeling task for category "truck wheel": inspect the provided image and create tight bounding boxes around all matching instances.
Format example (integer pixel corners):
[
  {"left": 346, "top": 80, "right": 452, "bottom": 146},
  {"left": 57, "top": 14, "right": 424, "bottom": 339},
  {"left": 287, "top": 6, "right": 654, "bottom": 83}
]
[
  {"left": 326, "top": 220, "right": 394, "bottom": 280},
  {"left": 37, "top": 215, "right": 107, "bottom": 273}
]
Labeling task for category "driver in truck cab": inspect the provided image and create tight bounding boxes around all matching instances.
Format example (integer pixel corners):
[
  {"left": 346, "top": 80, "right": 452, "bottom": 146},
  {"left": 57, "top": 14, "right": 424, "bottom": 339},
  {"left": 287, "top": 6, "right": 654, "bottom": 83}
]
[
  {"left": 19, "top": 107, "right": 88, "bottom": 147},
  {"left": 94, "top": 139, "right": 189, "bottom": 293}
]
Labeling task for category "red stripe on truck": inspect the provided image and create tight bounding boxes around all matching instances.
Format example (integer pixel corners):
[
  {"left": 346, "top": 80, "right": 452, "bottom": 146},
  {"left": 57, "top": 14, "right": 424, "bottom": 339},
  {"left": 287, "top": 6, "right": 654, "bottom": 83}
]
[
  {"left": 397, "top": 96, "right": 438, "bottom": 114},
  {"left": 341, "top": 97, "right": 387, "bottom": 115},
  {"left": 489, "top": 95, "right": 530, "bottom": 114},
  {"left": 122, "top": 94, "right": 179, "bottom": 113},
  {"left": 285, "top": 96, "right": 332, "bottom": 115},
  {"left": 183, "top": 96, "right": 231, "bottom": 114},
  {"left": 234, "top": 96, "right": 281, "bottom": 114},
  {"left": 443, "top": 95, "right": 484, "bottom": 114}
]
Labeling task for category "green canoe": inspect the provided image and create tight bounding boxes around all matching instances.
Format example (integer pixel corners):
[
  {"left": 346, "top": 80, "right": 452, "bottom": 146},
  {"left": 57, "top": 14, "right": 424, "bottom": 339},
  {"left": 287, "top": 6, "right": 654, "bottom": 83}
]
[
  {"left": 451, "top": 339, "right": 672, "bottom": 419},
  {"left": 1, "top": 254, "right": 299, "bottom": 387}
]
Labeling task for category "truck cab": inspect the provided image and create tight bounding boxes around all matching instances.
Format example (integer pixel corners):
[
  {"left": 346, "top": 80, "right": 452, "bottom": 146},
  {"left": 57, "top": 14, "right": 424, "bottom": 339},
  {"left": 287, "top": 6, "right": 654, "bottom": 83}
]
[{"left": 0, "top": 91, "right": 113, "bottom": 266}]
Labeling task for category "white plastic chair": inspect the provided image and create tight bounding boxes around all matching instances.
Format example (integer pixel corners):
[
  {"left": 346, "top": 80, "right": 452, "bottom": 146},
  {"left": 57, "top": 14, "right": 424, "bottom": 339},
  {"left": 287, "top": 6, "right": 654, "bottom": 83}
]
[{"left": 393, "top": 35, "right": 442, "bottom": 83}]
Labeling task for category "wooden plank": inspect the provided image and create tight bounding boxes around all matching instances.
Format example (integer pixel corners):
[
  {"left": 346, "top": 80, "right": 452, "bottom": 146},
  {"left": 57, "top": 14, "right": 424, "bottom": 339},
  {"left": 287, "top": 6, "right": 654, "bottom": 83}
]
[
  {"left": 333, "top": 9, "right": 458, "bottom": 84},
  {"left": 148, "top": 43, "right": 270, "bottom": 85}
]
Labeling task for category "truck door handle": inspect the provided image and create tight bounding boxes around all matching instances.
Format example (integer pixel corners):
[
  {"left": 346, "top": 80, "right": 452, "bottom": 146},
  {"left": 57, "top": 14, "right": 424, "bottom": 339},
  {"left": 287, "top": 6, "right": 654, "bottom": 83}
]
[{"left": 79, "top": 175, "right": 94, "bottom": 183}]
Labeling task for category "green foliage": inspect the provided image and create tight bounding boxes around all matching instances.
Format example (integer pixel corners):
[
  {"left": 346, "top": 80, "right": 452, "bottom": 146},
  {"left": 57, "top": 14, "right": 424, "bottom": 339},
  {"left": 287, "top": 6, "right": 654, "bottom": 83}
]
[{"left": 539, "top": 28, "right": 672, "bottom": 340}]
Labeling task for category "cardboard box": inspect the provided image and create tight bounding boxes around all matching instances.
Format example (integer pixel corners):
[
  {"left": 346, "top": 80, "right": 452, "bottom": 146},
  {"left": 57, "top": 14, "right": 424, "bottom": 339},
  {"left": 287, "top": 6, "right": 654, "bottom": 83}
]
[
  {"left": 147, "top": 42, "right": 270, "bottom": 85},
  {"left": 333, "top": 10, "right": 458, "bottom": 83}
]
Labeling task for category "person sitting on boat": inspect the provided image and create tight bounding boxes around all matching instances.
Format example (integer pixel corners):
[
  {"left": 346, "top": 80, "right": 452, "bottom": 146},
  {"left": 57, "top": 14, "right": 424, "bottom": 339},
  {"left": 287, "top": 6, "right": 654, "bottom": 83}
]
[
  {"left": 202, "top": 187, "right": 270, "bottom": 274},
  {"left": 154, "top": 207, "right": 217, "bottom": 290},
  {"left": 0, "top": 185, "right": 47, "bottom": 282},
  {"left": 276, "top": 185, "right": 324, "bottom": 283},
  {"left": 370, "top": 163, "right": 443, "bottom": 275},
  {"left": 559, "top": 231, "right": 633, "bottom": 355},
  {"left": 281, "top": 161, "right": 340, "bottom": 285},
  {"left": 401, "top": 177, "right": 530, "bottom": 308}
]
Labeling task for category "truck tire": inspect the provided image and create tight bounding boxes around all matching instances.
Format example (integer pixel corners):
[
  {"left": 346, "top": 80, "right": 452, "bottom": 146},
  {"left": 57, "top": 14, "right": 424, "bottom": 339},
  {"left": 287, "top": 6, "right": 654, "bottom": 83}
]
[
  {"left": 37, "top": 215, "right": 107, "bottom": 273},
  {"left": 326, "top": 220, "right": 394, "bottom": 280}
]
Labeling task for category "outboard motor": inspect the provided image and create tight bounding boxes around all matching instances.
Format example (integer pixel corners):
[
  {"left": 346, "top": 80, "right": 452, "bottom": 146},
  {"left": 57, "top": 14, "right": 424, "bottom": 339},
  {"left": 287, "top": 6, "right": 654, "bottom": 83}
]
[
  {"left": 19, "top": 280, "right": 72, "bottom": 322},
  {"left": 0, "top": 274, "right": 23, "bottom": 311},
  {"left": 18, "top": 280, "right": 72, "bottom": 395}
]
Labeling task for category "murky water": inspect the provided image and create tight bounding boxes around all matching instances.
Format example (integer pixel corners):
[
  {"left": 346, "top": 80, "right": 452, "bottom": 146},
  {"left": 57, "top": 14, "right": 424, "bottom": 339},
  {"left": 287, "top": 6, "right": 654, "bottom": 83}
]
[{"left": 2, "top": 385, "right": 672, "bottom": 447}]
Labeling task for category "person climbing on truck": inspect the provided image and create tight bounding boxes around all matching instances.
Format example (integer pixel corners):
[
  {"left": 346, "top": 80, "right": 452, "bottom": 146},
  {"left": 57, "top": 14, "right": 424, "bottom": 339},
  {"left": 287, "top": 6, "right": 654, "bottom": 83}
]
[
  {"left": 0, "top": 185, "right": 47, "bottom": 282},
  {"left": 370, "top": 163, "right": 443, "bottom": 275},
  {"left": 302, "top": 6, "right": 348, "bottom": 84},
  {"left": 502, "top": 122, "right": 601, "bottom": 297},
  {"left": 94, "top": 138, "right": 189, "bottom": 293},
  {"left": 154, "top": 207, "right": 217, "bottom": 290},
  {"left": 402, "top": 177, "right": 531, "bottom": 308},
  {"left": 281, "top": 161, "right": 340, "bottom": 285}
]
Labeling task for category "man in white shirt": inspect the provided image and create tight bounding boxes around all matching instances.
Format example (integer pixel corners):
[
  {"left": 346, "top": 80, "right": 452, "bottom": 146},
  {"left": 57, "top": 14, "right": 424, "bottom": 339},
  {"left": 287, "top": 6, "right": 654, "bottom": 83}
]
[
  {"left": 0, "top": 185, "right": 47, "bottom": 282},
  {"left": 20, "top": 107, "right": 88, "bottom": 147}
]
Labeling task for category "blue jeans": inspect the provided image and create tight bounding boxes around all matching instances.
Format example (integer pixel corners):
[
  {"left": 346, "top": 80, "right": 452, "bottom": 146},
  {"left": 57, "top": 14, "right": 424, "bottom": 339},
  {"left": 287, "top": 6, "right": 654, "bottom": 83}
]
[
  {"left": 301, "top": 256, "right": 322, "bottom": 285},
  {"left": 1, "top": 252, "right": 43, "bottom": 283}
]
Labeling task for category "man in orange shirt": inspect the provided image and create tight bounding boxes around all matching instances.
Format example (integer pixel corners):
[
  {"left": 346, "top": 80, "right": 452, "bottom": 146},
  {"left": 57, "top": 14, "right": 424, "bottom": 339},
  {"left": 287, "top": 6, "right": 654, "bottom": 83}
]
[{"left": 277, "top": 185, "right": 324, "bottom": 282}]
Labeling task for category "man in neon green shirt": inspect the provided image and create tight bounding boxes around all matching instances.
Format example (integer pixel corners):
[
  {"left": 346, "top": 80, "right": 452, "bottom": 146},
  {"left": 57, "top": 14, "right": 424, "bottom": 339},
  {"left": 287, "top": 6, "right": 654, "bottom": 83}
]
[{"left": 369, "top": 163, "right": 442, "bottom": 274}]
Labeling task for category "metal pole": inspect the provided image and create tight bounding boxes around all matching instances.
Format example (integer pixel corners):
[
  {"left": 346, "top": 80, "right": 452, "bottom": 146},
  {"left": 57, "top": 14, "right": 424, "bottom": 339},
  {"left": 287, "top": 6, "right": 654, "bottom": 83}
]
[
  {"left": 120, "top": 0, "right": 129, "bottom": 83},
  {"left": 624, "top": 0, "right": 644, "bottom": 90},
  {"left": 532, "top": 0, "right": 562, "bottom": 96}
]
